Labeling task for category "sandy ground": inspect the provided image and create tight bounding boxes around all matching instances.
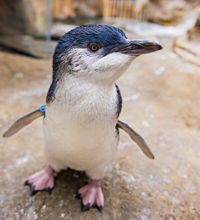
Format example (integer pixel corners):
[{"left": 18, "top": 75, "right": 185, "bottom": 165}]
[{"left": 1, "top": 34, "right": 200, "bottom": 220}]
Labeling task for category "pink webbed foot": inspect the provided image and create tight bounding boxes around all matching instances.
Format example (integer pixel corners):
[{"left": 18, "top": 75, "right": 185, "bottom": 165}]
[
  {"left": 77, "top": 179, "right": 104, "bottom": 212},
  {"left": 24, "top": 165, "right": 57, "bottom": 196}
]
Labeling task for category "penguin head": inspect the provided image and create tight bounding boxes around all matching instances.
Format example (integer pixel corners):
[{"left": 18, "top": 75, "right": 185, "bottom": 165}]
[{"left": 53, "top": 24, "right": 162, "bottom": 84}]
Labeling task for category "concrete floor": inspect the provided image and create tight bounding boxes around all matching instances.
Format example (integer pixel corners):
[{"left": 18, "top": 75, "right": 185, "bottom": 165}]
[{"left": 1, "top": 35, "right": 200, "bottom": 220}]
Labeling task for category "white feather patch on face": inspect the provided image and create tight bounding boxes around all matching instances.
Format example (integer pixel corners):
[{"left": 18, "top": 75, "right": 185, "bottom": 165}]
[{"left": 65, "top": 48, "right": 137, "bottom": 85}]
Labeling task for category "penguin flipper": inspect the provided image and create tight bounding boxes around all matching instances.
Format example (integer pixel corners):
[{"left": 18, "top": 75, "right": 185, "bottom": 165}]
[
  {"left": 117, "top": 120, "right": 155, "bottom": 159},
  {"left": 3, "top": 109, "right": 44, "bottom": 138}
]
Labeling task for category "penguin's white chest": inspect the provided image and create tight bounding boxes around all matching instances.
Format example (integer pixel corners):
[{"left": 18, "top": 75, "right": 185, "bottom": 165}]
[{"left": 43, "top": 80, "right": 119, "bottom": 175}]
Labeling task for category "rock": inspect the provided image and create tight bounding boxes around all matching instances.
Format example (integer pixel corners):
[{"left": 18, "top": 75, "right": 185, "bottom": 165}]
[
  {"left": 165, "top": 215, "right": 176, "bottom": 220},
  {"left": 73, "top": 0, "right": 102, "bottom": 18},
  {"left": 51, "top": 24, "right": 78, "bottom": 40},
  {"left": 126, "top": 16, "right": 196, "bottom": 37},
  {"left": 53, "top": 0, "right": 103, "bottom": 20},
  {"left": 29, "top": 0, "right": 49, "bottom": 33},
  {"left": 188, "top": 12, "right": 200, "bottom": 41},
  {"left": 0, "top": 0, "right": 37, "bottom": 35},
  {"left": 148, "top": 0, "right": 200, "bottom": 25},
  {"left": 0, "top": 0, "right": 53, "bottom": 57},
  {"left": 174, "top": 11, "right": 200, "bottom": 67},
  {"left": 174, "top": 35, "right": 200, "bottom": 67},
  {"left": 0, "top": 0, "right": 48, "bottom": 36},
  {"left": 0, "top": 35, "right": 57, "bottom": 58}
]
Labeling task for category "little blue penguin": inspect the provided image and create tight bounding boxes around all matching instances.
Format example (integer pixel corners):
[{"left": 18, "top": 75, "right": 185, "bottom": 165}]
[{"left": 3, "top": 24, "right": 162, "bottom": 212}]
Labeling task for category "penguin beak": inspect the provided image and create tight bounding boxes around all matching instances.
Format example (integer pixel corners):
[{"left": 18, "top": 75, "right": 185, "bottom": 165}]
[{"left": 116, "top": 39, "right": 162, "bottom": 55}]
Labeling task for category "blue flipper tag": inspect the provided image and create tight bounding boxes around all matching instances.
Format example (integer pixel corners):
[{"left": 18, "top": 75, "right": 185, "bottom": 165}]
[{"left": 39, "top": 105, "right": 46, "bottom": 115}]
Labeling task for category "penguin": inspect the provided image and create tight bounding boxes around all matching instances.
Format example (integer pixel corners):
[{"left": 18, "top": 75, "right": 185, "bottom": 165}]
[{"left": 3, "top": 24, "right": 162, "bottom": 212}]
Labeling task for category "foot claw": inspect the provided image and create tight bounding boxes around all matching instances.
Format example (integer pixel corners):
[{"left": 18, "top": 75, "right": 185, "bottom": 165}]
[
  {"left": 97, "top": 205, "right": 103, "bottom": 212},
  {"left": 81, "top": 203, "right": 90, "bottom": 212},
  {"left": 47, "top": 187, "right": 52, "bottom": 195},
  {"left": 75, "top": 193, "right": 81, "bottom": 199},
  {"left": 24, "top": 180, "right": 29, "bottom": 186},
  {"left": 30, "top": 186, "right": 37, "bottom": 196}
]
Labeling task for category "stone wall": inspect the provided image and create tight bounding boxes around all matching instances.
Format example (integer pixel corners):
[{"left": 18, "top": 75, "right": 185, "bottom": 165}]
[
  {"left": 0, "top": 0, "right": 37, "bottom": 35},
  {"left": 148, "top": 0, "right": 200, "bottom": 25}
]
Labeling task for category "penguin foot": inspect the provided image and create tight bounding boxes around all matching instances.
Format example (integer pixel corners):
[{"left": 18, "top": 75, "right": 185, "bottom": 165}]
[
  {"left": 24, "top": 165, "right": 57, "bottom": 196},
  {"left": 77, "top": 179, "right": 104, "bottom": 212}
]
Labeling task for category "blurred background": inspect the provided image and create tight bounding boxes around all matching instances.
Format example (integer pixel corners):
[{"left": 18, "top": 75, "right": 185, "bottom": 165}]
[
  {"left": 1, "top": 0, "right": 200, "bottom": 219},
  {"left": 0, "top": 0, "right": 199, "bottom": 60}
]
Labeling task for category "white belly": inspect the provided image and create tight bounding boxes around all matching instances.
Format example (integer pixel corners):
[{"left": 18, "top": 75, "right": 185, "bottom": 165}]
[
  {"left": 44, "top": 117, "right": 118, "bottom": 173},
  {"left": 43, "top": 81, "right": 119, "bottom": 179}
]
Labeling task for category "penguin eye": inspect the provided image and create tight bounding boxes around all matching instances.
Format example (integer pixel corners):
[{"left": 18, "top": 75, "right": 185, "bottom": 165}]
[{"left": 88, "top": 43, "right": 100, "bottom": 52}]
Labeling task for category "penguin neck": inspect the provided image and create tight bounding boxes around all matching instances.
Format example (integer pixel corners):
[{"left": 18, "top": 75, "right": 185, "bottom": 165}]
[
  {"left": 47, "top": 67, "right": 116, "bottom": 102},
  {"left": 46, "top": 66, "right": 118, "bottom": 104},
  {"left": 57, "top": 73, "right": 115, "bottom": 102}
]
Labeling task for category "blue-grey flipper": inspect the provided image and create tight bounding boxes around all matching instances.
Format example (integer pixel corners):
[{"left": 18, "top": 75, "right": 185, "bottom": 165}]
[
  {"left": 117, "top": 120, "right": 154, "bottom": 159},
  {"left": 3, "top": 109, "right": 44, "bottom": 138}
]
